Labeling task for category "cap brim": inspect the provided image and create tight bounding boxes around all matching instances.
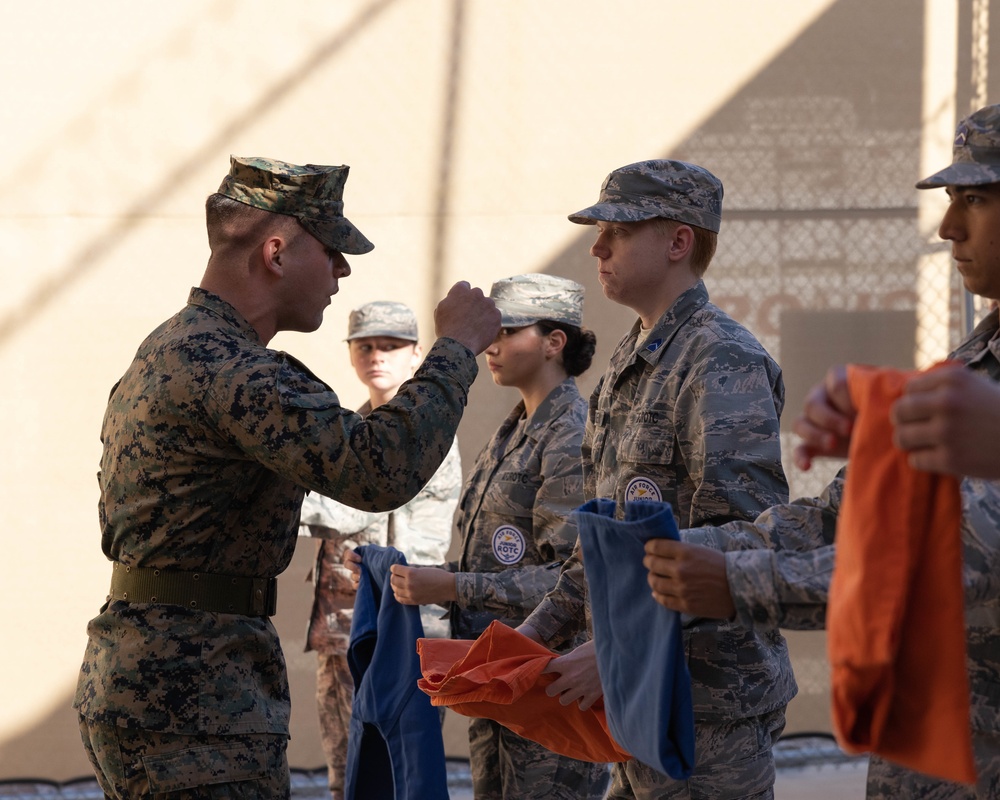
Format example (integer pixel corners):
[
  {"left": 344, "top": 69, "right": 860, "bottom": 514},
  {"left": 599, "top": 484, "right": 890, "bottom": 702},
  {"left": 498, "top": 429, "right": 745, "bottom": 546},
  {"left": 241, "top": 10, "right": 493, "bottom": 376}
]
[
  {"left": 345, "top": 331, "right": 418, "bottom": 342},
  {"left": 567, "top": 202, "right": 662, "bottom": 225},
  {"left": 300, "top": 216, "right": 374, "bottom": 255},
  {"left": 916, "top": 162, "right": 1000, "bottom": 189},
  {"left": 498, "top": 312, "right": 539, "bottom": 327}
]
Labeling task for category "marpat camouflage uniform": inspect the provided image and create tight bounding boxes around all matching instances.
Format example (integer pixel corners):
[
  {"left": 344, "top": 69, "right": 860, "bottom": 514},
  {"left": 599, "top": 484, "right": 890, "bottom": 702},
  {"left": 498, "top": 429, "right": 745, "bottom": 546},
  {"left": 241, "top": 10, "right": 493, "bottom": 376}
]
[
  {"left": 526, "top": 280, "right": 796, "bottom": 799},
  {"left": 688, "top": 310, "right": 1000, "bottom": 799},
  {"left": 77, "top": 718, "right": 289, "bottom": 798},
  {"left": 74, "top": 288, "right": 477, "bottom": 796},
  {"left": 299, "top": 399, "right": 461, "bottom": 793},
  {"left": 452, "top": 376, "right": 608, "bottom": 799}
]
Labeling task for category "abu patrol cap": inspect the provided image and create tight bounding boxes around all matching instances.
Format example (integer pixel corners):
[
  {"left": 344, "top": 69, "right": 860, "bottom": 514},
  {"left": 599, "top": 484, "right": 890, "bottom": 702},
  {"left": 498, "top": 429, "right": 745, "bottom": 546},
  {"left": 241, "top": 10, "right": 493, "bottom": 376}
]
[
  {"left": 489, "top": 274, "right": 584, "bottom": 328},
  {"left": 346, "top": 301, "right": 419, "bottom": 342},
  {"left": 216, "top": 155, "right": 375, "bottom": 255},
  {"left": 568, "top": 159, "right": 723, "bottom": 233},
  {"left": 917, "top": 104, "right": 1000, "bottom": 189}
]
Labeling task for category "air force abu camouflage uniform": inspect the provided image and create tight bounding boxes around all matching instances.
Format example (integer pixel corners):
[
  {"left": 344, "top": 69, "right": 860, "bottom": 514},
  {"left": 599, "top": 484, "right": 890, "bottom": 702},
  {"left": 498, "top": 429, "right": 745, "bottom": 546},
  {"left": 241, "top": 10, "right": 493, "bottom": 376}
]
[
  {"left": 698, "top": 313, "right": 1000, "bottom": 800},
  {"left": 74, "top": 157, "right": 477, "bottom": 799},
  {"left": 451, "top": 275, "right": 608, "bottom": 800},
  {"left": 687, "top": 107, "right": 1000, "bottom": 799},
  {"left": 451, "top": 379, "right": 586, "bottom": 640},
  {"left": 526, "top": 160, "right": 796, "bottom": 799}
]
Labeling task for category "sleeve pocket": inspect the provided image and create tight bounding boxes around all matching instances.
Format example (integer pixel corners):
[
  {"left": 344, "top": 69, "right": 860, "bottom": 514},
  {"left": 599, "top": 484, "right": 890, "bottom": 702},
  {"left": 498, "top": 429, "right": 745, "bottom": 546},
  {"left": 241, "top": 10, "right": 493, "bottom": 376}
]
[{"left": 276, "top": 352, "right": 342, "bottom": 412}]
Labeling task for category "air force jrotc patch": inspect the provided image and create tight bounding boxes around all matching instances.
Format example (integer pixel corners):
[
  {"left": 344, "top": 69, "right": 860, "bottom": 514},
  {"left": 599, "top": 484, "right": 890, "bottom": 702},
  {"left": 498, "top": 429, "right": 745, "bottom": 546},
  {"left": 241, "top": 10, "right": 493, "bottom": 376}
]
[
  {"left": 492, "top": 525, "right": 526, "bottom": 564},
  {"left": 626, "top": 476, "right": 662, "bottom": 503}
]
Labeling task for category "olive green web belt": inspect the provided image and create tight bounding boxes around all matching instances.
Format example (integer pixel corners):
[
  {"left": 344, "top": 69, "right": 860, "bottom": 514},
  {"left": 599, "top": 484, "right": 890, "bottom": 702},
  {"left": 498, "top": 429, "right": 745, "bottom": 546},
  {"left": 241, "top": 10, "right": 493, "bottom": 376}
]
[{"left": 108, "top": 561, "right": 278, "bottom": 617}]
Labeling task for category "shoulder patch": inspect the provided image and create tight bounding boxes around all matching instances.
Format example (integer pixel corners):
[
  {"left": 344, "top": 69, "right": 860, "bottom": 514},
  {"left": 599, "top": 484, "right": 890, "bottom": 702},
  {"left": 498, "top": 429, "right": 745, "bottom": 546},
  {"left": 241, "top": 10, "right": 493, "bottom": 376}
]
[
  {"left": 625, "top": 476, "right": 663, "bottom": 503},
  {"left": 492, "top": 525, "right": 526, "bottom": 565}
]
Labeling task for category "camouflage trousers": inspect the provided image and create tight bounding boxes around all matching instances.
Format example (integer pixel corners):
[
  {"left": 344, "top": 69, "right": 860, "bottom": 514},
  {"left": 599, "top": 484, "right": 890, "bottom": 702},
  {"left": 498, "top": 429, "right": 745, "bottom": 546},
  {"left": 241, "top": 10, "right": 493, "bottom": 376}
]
[
  {"left": 866, "top": 730, "right": 1000, "bottom": 799},
  {"left": 315, "top": 652, "right": 355, "bottom": 793},
  {"left": 607, "top": 707, "right": 785, "bottom": 800},
  {"left": 78, "top": 714, "right": 289, "bottom": 799},
  {"left": 468, "top": 716, "right": 610, "bottom": 800}
]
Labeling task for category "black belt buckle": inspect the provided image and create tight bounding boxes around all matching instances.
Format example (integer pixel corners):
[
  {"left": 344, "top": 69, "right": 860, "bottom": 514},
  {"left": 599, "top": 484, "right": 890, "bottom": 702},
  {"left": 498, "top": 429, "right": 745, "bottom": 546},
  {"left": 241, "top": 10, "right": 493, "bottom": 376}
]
[{"left": 251, "top": 577, "right": 278, "bottom": 616}]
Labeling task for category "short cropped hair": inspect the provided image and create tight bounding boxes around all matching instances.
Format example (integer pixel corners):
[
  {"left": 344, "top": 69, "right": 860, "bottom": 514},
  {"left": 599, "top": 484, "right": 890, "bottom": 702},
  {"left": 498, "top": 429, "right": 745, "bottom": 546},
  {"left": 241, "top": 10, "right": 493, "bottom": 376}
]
[{"left": 205, "top": 193, "right": 303, "bottom": 253}]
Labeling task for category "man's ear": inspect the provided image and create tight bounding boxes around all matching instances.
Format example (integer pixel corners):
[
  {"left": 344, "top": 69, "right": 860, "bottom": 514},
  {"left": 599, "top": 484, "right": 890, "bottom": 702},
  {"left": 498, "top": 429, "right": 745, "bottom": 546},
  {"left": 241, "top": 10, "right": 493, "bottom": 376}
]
[
  {"left": 263, "top": 235, "right": 285, "bottom": 276},
  {"left": 667, "top": 224, "right": 695, "bottom": 263}
]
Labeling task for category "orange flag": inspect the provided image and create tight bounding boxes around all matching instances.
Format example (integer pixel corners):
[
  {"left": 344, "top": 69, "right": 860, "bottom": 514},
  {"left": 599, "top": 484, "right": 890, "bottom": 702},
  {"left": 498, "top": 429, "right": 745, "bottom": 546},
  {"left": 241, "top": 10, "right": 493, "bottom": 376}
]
[
  {"left": 417, "top": 620, "right": 632, "bottom": 763},
  {"left": 829, "top": 363, "right": 975, "bottom": 784}
]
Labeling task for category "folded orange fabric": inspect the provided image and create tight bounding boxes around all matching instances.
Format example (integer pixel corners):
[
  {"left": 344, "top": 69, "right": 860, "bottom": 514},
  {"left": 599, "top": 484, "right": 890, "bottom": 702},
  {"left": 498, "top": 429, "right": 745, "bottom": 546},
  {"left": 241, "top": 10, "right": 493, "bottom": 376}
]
[
  {"left": 417, "top": 620, "right": 632, "bottom": 763},
  {"left": 829, "top": 363, "right": 975, "bottom": 784}
]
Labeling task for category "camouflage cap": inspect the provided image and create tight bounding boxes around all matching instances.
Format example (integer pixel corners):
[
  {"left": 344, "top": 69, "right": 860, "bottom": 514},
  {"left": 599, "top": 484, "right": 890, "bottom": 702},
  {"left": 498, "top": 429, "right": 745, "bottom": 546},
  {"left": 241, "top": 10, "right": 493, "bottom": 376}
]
[
  {"left": 489, "top": 274, "right": 584, "bottom": 327},
  {"left": 917, "top": 105, "right": 1000, "bottom": 189},
  {"left": 346, "top": 301, "right": 418, "bottom": 342},
  {"left": 568, "top": 159, "right": 723, "bottom": 233},
  {"left": 216, "top": 156, "right": 374, "bottom": 255}
]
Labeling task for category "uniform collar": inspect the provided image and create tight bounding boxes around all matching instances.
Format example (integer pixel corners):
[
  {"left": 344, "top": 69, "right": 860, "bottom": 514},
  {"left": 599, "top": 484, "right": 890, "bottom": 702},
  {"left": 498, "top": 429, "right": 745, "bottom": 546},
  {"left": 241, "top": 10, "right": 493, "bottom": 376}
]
[
  {"left": 955, "top": 307, "right": 1000, "bottom": 377},
  {"left": 187, "top": 287, "right": 263, "bottom": 345},
  {"left": 614, "top": 280, "right": 710, "bottom": 370},
  {"left": 500, "top": 378, "right": 580, "bottom": 443}
]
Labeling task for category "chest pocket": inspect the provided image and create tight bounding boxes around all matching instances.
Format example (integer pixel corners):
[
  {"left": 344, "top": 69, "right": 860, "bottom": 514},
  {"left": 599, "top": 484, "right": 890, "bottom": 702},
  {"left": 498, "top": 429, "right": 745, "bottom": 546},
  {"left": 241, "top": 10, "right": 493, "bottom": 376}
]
[
  {"left": 618, "top": 403, "right": 676, "bottom": 465},
  {"left": 482, "top": 469, "right": 541, "bottom": 519}
]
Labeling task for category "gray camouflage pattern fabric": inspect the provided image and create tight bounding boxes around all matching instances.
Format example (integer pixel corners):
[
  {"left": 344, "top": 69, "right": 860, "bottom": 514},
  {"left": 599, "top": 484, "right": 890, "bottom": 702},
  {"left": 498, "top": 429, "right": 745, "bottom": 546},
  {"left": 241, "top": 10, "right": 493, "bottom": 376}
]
[
  {"left": 568, "top": 159, "right": 723, "bottom": 233},
  {"left": 217, "top": 155, "right": 374, "bottom": 254},
  {"left": 691, "top": 308, "right": 1000, "bottom": 797},
  {"left": 345, "top": 300, "right": 418, "bottom": 341},
  {"left": 447, "top": 377, "right": 607, "bottom": 798},
  {"left": 866, "top": 731, "right": 1000, "bottom": 799},
  {"left": 490, "top": 274, "right": 585, "bottom": 328},
  {"left": 524, "top": 281, "right": 795, "bottom": 795},
  {"left": 606, "top": 708, "right": 786, "bottom": 800},
  {"left": 74, "top": 287, "right": 478, "bottom": 738},
  {"left": 448, "top": 378, "right": 588, "bottom": 642},
  {"left": 468, "top": 717, "right": 609, "bottom": 800},
  {"left": 917, "top": 104, "right": 1000, "bottom": 189}
]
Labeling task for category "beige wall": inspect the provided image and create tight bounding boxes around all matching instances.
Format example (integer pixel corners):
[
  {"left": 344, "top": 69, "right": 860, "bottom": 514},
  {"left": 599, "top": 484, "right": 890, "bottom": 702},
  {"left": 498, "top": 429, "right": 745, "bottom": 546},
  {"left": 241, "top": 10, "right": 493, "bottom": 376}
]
[{"left": 0, "top": 0, "right": 975, "bottom": 780}]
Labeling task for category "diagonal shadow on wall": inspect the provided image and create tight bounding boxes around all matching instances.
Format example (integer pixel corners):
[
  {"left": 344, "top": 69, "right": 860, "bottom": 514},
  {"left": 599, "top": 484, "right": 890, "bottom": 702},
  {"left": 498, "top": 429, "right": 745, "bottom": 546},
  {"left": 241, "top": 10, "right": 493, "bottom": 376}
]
[
  {"left": 461, "top": 0, "right": 937, "bottom": 461},
  {"left": 4, "top": 0, "right": 990, "bottom": 783},
  {"left": 457, "top": 0, "right": 936, "bottom": 742},
  {"left": 0, "top": 0, "right": 401, "bottom": 352}
]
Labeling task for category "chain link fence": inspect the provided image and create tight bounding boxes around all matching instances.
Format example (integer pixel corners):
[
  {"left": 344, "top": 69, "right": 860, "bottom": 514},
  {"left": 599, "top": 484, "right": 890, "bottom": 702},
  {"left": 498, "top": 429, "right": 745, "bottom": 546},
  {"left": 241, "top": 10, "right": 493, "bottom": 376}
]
[{"left": 671, "top": 94, "right": 972, "bottom": 498}]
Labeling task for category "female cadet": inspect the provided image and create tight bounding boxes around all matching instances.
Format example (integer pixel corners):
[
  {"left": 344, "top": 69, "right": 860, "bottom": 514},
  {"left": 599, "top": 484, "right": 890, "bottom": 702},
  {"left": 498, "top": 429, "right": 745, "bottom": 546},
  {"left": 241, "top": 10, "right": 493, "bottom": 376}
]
[{"left": 387, "top": 273, "right": 608, "bottom": 800}]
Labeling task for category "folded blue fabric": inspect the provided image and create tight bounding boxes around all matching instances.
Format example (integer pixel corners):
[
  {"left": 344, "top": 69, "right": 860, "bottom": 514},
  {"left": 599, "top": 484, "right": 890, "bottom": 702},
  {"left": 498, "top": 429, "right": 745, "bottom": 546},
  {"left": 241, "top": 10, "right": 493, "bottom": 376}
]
[
  {"left": 345, "top": 545, "right": 449, "bottom": 800},
  {"left": 574, "top": 498, "right": 695, "bottom": 780}
]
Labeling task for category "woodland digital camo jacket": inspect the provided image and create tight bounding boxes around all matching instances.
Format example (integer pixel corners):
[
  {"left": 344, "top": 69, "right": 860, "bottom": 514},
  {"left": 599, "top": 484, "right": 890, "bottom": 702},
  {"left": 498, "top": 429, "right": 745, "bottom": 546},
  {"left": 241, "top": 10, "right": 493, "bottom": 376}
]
[{"left": 75, "top": 287, "right": 477, "bottom": 735}]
